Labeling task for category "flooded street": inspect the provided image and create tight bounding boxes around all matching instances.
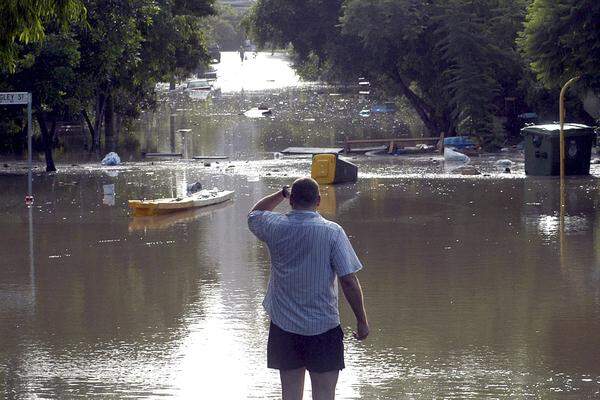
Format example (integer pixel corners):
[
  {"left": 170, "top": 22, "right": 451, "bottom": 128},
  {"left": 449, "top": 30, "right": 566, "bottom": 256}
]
[{"left": 2, "top": 53, "right": 600, "bottom": 399}]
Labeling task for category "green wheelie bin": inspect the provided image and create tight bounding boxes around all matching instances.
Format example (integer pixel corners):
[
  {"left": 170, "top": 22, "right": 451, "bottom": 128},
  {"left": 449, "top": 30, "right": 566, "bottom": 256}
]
[{"left": 521, "top": 123, "right": 595, "bottom": 176}]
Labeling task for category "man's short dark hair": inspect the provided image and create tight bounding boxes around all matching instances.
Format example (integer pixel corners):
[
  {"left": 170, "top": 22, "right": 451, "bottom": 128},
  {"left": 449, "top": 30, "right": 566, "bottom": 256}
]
[{"left": 290, "top": 177, "right": 320, "bottom": 208}]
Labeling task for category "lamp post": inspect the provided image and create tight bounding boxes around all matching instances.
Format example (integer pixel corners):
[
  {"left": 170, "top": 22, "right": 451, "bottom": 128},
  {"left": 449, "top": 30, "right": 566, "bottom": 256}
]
[
  {"left": 558, "top": 76, "right": 580, "bottom": 268},
  {"left": 559, "top": 76, "right": 580, "bottom": 180}
]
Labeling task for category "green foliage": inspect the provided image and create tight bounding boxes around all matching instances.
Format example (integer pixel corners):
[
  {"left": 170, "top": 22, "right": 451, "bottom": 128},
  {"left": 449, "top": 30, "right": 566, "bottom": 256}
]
[
  {"left": 172, "top": 0, "right": 214, "bottom": 17},
  {"left": 520, "top": 0, "right": 600, "bottom": 91},
  {"left": 0, "top": 0, "right": 215, "bottom": 158},
  {"left": 2, "top": 32, "right": 82, "bottom": 117},
  {"left": 342, "top": 0, "right": 529, "bottom": 136},
  {"left": 245, "top": 0, "right": 343, "bottom": 59},
  {"left": 436, "top": 0, "right": 510, "bottom": 136},
  {"left": 205, "top": 4, "right": 246, "bottom": 50},
  {"left": 248, "top": 0, "right": 532, "bottom": 141},
  {"left": 0, "top": 0, "right": 85, "bottom": 71}
]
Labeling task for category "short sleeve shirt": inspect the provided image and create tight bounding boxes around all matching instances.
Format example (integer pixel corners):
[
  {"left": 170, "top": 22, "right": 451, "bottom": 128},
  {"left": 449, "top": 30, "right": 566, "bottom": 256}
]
[{"left": 248, "top": 210, "right": 362, "bottom": 335}]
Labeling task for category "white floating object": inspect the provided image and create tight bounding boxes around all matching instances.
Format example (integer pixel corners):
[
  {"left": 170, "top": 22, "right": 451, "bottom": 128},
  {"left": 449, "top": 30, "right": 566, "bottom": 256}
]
[
  {"left": 103, "top": 195, "right": 115, "bottom": 206},
  {"left": 495, "top": 159, "right": 515, "bottom": 167},
  {"left": 244, "top": 107, "right": 272, "bottom": 118},
  {"left": 444, "top": 147, "right": 470, "bottom": 163},
  {"left": 103, "top": 184, "right": 115, "bottom": 195},
  {"left": 101, "top": 152, "right": 121, "bottom": 166}
]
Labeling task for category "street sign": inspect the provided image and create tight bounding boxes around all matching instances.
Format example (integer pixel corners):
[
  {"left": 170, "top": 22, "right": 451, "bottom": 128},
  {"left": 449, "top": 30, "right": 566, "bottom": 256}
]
[
  {"left": 1, "top": 92, "right": 33, "bottom": 200},
  {"left": 0, "top": 92, "right": 30, "bottom": 105}
]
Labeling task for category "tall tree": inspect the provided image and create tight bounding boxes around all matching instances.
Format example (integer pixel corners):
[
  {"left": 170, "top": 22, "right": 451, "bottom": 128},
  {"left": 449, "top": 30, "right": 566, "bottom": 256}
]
[
  {"left": 76, "top": 0, "right": 215, "bottom": 152},
  {"left": 247, "top": 0, "right": 530, "bottom": 142},
  {"left": 205, "top": 4, "right": 246, "bottom": 51},
  {"left": 520, "top": 0, "right": 600, "bottom": 91},
  {"left": 2, "top": 32, "right": 82, "bottom": 171},
  {"left": 0, "top": 0, "right": 85, "bottom": 71},
  {"left": 1, "top": 0, "right": 216, "bottom": 167}
]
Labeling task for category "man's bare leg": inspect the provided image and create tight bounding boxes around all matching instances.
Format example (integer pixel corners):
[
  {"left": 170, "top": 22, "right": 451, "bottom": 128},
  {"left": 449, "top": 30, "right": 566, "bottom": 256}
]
[
  {"left": 280, "top": 367, "right": 306, "bottom": 400},
  {"left": 309, "top": 370, "right": 339, "bottom": 400}
]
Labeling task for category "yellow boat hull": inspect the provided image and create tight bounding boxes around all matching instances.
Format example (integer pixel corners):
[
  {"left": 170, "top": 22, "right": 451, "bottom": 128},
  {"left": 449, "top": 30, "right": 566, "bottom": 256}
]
[{"left": 128, "top": 190, "right": 234, "bottom": 217}]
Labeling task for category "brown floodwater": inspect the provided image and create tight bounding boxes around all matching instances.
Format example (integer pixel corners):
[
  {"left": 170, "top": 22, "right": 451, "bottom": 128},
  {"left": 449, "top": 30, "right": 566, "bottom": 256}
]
[
  {"left": 2, "top": 52, "right": 600, "bottom": 399},
  {"left": 2, "top": 161, "right": 600, "bottom": 399}
]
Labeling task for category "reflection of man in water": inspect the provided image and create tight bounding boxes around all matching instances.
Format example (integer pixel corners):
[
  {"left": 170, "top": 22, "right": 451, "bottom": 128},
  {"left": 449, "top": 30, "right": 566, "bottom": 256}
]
[
  {"left": 248, "top": 177, "right": 369, "bottom": 400},
  {"left": 239, "top": 45, "right": 245, "bottom": 62}
]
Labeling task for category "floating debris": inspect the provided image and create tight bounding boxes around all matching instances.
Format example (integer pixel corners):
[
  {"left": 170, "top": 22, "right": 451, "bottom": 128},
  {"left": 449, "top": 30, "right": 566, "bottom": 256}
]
[
  {"left": 244, "top": 106, "right": 272, "bottom": 118},
  {"left": 495, "top": 159, "right": 515, "bottom": 167},
  {"left": 444, "top": 147, "right": 470, "bottom": 163},
  {"left": 101, "top": 152, "right": 121, "bottom": 166}
]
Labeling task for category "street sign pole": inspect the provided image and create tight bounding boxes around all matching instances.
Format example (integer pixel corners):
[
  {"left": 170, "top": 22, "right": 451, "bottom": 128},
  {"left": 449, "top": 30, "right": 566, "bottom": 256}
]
[
  {"left": 27, "top": 93, "right": 32, "bottom": 197},
  {"left": 0, "top": 92, "right": 34, "bottom": 203}
]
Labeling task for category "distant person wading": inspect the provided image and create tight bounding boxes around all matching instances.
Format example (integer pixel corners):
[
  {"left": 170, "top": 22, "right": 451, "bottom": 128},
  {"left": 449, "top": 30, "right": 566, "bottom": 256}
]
[{"left": 248, "top": 177, "right": 369, "bottom": 400}]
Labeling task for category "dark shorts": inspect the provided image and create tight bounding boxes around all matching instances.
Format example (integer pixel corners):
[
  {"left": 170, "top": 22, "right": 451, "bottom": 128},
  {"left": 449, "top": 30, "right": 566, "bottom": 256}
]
[{"left": 267, "top": 322, "right": 345, "bottom": 373}]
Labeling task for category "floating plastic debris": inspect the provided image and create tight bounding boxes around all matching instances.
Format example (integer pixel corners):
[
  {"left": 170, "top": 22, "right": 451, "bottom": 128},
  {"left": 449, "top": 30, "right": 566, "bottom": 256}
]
[
  {"left": 101, "top": 152, "right": 121, "bottom": 166},
  {"left": 444, "top": 147, "right": 470, "bottom": 163}
]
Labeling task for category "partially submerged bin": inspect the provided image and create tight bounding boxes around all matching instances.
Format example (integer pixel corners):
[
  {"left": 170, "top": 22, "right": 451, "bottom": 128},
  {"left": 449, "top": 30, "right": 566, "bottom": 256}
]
[
  {"left": 311, "top": 153, "right": 358, "bottom": 184},
  {"left": 521, "top": 123, "right": 594, "bottom": 176}
]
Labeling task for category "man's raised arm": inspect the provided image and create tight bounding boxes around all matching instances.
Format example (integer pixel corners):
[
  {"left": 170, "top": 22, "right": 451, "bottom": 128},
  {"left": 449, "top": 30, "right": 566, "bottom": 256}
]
[{"left": 249, "top": 186, "right": 288, "bottom": 213}]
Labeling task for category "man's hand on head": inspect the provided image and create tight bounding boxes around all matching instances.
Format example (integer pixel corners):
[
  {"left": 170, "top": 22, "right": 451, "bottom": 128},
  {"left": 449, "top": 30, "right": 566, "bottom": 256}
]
[{"left": 249, "top": 187, "right": 289, "bottom": 212}]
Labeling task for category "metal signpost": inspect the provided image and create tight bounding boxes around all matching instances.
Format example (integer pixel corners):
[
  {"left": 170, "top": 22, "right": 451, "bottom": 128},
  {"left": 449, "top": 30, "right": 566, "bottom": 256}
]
[
  {"left": 1, "top": 92, "right": 36, "bottom": 299},
  {"left": 0, "top": 92, "right": 33, "bottom": 204}
]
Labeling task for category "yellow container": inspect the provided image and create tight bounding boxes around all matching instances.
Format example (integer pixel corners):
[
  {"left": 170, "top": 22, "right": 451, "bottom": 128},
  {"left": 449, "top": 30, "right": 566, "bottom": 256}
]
[
  {"left": 311, "top": 154, "right": 337, "bottom": 184},
  {"left": 311, "top": 153, "right": 358, "bottom": 184}
]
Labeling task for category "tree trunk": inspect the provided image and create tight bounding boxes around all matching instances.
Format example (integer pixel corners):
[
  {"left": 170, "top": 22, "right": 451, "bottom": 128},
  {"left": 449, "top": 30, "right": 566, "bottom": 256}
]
[
  {"left": 37, "top": 113, "right": 57, "bottom": 172},
  {"left": 82, "top": 109, "right": 95, "bottom": 151},
  {"left": 104, "top": 92, "right": 115, "bottom": 152},
  {"left": 392, "top": 71, "right": 442, "bottom": 135},
  {"left": 13, "top": 122, "right": 27, "bottom": 155},
  {"left": 93, "top": 93, "right": 106, "bottom": 152},
  {"left": 115, "top": 113, "right": 122, "bottom": 151}
]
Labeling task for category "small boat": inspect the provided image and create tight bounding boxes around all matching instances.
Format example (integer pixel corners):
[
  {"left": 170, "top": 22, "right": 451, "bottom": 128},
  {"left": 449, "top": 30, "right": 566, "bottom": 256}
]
[{"left": 128, "top": 189, "right": 234, "bottom": 217}]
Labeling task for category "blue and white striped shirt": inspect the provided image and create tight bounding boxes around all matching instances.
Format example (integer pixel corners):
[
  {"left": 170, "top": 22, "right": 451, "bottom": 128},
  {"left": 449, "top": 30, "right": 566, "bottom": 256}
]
[{"left": 248, "top": 210, "right": 363, "bottom": 336}]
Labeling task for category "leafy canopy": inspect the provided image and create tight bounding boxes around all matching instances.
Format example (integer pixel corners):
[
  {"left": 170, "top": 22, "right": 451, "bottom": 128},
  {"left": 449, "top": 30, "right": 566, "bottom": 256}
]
[
  {"left": 247, "top": 0, "right": 529, "bottom": 139},
  {"left": 520, "top": 0, "right": 600, "bottom": 90},
  {"left": 0, "top": 0, "right": 86, "bottom": 71}
]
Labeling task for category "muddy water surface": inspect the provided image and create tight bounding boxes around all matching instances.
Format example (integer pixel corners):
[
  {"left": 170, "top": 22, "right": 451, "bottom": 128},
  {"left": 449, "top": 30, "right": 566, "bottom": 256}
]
[
  {"left": 2, "top": 166, "right": 600, "bottom": 399},
  {"left": 1, "top": 52, "right": 600, "bottom": 399}
]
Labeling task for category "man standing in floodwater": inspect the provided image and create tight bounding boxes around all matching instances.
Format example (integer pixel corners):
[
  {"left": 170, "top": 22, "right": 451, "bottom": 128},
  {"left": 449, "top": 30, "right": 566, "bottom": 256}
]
[{"left": 248, "top": 177, "right": 369, "bottom": 400}]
